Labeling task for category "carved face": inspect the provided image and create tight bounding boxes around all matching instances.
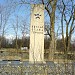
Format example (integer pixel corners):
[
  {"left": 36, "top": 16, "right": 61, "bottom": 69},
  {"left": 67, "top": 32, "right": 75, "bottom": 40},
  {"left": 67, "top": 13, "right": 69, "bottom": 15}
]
[{"left": 34, "top": 14, "right": 41, "bottom": 19}]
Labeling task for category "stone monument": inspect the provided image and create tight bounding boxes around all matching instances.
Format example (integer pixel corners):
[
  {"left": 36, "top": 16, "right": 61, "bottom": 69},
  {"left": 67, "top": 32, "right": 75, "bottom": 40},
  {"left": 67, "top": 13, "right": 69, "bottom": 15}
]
[{"left": 29, "top": 4, "right": 44, "bottom": 63}]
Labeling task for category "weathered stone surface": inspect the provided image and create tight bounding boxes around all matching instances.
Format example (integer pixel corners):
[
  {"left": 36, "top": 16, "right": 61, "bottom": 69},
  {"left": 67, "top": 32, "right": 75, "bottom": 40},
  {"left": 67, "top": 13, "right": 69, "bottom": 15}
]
[{"left": 29, "top": 4, "right": 44, "bottom": 63}]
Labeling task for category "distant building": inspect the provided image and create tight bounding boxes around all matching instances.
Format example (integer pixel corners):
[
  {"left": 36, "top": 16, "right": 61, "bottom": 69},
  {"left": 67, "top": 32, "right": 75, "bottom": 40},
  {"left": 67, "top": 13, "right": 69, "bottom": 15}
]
[{"left": 21, "top": 47, "right": 28, "bottom": 50}]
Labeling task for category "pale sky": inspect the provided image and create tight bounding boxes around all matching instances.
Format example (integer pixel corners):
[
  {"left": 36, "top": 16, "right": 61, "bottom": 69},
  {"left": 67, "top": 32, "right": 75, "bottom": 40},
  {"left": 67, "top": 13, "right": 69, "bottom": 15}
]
[{"left": 0, "top": 0, "right": 75, "bottom": 40}]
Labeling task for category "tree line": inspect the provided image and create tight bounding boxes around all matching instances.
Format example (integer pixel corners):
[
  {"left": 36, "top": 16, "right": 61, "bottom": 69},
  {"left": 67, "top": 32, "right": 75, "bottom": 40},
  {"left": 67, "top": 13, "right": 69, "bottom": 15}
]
[
  {"left": 0, "top": 36, "right": 30, "bottom": 49},
  {"left": 0, "top": 35, "right": 75, "bottom": 51}
]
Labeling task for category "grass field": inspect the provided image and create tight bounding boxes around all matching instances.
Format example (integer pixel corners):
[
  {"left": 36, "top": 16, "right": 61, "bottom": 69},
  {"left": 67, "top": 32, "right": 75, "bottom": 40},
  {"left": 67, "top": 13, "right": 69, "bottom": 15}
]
[{"left": 0, "top": 48, "right": 75, "bottom": 62}]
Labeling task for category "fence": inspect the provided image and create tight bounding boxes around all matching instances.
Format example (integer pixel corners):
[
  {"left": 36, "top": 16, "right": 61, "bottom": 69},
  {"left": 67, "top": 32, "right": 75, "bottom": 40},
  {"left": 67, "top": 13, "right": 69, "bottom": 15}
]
[{"left": 0, "top": 61, "right": 75, "bottom": 75}]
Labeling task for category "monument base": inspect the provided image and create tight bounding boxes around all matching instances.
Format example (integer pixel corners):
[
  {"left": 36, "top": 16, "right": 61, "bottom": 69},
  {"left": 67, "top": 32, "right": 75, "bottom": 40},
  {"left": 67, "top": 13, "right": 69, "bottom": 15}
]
[{"left": 29, "top": 61, "right": 46, "bottom": 64}]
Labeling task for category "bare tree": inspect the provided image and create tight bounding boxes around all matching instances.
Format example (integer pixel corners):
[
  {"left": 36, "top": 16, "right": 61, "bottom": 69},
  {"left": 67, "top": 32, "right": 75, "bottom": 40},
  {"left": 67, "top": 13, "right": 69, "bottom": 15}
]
[
  {"left": 12, "top": 15, "right": 19, "bottom": 50},
  {"left": 41, "top": 0, "right": 57, "bottom": 61},
  {"left": 57, "top": 0, "right": 75, "bottom": 74},
  {"left": 0, "top": 4, "right": 11, "bottom": 49},
  {"left": 20, "top": 19, "right": 29, "bottom": 47},
  {"left": 58, "top": 0, "right": 75, "bottom": 55}
]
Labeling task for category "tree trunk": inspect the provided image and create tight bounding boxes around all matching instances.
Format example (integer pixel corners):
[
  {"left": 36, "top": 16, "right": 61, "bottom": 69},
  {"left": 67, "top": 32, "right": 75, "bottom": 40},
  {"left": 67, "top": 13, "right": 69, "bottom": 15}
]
[
  {"left": 0, "top": 39, "right": 2, "bottom": 49},
  {"left": 16, "top": 34, "right": 18, "bottom": 50},
  {"left": 49, "top": 12, "right": 55, "bottom": 61}
]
